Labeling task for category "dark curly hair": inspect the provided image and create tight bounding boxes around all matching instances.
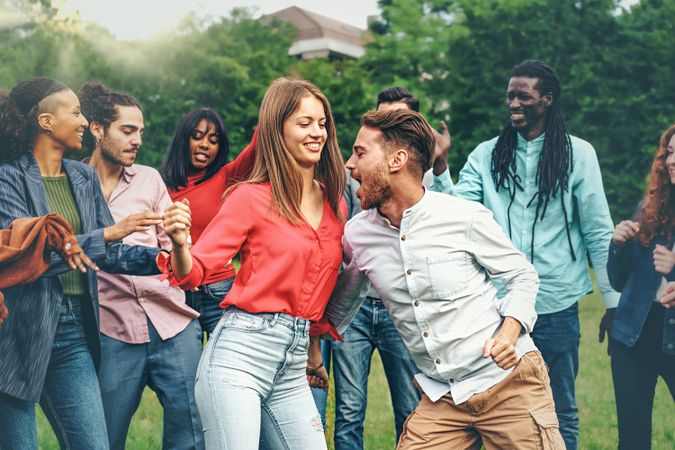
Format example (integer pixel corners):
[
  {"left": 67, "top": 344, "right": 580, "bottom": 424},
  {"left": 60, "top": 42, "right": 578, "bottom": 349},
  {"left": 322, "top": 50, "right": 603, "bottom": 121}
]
[
  {"left": 0, "top": 77, "right": 69, "bottom": 163},
  {"left": 637, "top": 124, "right": 675, "bottom": 246},
  {"left": 77, "top": 80, "right": 142, "bottom": 153}
]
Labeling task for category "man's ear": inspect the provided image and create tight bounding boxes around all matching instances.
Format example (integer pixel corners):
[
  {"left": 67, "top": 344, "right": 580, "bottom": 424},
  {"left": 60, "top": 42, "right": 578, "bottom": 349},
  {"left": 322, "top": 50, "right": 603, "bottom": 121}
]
[
  {"left": 90, "top": 121, "right": 104, "bottom": 142},
  {"left": 388, "top": 148, "right": 409, "bottom": 174},
  {"left": 543, "top": 93, "right": 553, "bottom": 108}
]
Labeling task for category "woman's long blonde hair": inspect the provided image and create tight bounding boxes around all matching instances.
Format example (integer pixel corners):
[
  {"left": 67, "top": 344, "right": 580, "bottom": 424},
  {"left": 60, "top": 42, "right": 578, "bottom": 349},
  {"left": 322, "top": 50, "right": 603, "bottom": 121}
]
[{"left": 236, "top": 78, "right": 345, "bottom": 223}]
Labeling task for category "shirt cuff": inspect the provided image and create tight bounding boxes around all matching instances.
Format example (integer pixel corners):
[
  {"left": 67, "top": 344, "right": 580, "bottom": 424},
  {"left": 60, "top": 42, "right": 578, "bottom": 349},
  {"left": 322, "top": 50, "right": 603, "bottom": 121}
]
[
  {"left": 602, "top": 291, "right": 621, "bottom": 309},
  {"left": 500, "top": 296, "right": 537, "bottom": 334},
  {"left": 156, "top": 250, "right": 202, "bottom": 290},
  {"left": 430, "top": 169, "right": 454, "bottom": 194},
  {"left": 309, "top": 317, "right": 344, "bottom": 342}
]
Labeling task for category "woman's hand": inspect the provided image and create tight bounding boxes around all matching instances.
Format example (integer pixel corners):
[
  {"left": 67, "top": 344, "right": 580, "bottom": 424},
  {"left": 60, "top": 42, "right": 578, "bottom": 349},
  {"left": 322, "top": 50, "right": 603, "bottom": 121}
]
[
  {"left": 653, "top": 244, "right": 675, "bottom": 275},
  {"left": 660, "top": 282, "right": 675, "bottom": 308},
  {"left": 62, "top": 236, "right": 99, "bottom": 273},
  {"left": 104, "top": 211, "right": 162, "bottom": 242},
  {"left": 163, "top": 200, "right": 192, "bottom": 248},
  {"left": 611, "top": 220, "right": 639, "bottom": 245},
  {"left": 307, "top": 336, "right": 329, "bottom": 391}
]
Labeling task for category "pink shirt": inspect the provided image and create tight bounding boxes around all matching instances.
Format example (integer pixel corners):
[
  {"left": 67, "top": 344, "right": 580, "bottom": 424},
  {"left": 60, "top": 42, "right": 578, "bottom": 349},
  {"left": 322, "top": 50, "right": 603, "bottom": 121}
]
[{"left": 97, "top": 164, "right": 198, "bottom": 344}]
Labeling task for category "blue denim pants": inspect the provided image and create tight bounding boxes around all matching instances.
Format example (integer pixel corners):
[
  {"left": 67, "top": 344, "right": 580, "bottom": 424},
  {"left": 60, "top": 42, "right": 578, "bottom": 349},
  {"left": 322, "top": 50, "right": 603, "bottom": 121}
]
[
  {"left": 530, "top": 302, "right": 580, "bottom": 450},
  {"left": 0, "top": 296, "right": 108, "bottom": 450},
  {"left": 195, "top": 307, "right": 327, "bottom": 450},
  {"left": 186, "top": 277, "right": 234, "bottom": 339},
  {"left": 98, "top": 318, "right": 204, "bottom": 450},
  {"left": 310, "top": 340, "right": 332, "bottom": 427},
  {"left": 331, "top": 297, "right": 420, "bottom": 450}
]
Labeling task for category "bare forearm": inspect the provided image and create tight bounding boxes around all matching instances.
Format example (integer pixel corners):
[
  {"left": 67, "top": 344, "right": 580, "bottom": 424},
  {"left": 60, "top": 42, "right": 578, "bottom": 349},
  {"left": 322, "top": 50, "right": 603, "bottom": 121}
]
[{"left": 170, "top": 244, "right": 193, "bottom": 278}]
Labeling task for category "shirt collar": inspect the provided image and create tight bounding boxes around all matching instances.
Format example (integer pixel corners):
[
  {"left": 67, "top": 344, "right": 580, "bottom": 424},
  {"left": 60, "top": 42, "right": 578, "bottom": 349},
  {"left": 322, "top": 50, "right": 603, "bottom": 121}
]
[
  {"left": 374, "top": 186, "right": 429, "bottom": 227},
  {"left": 121, "top": 164, "right": 137, "bottom": 183},
  {"left": 516, "top": 132, "right": 546, "bottom": 148}
]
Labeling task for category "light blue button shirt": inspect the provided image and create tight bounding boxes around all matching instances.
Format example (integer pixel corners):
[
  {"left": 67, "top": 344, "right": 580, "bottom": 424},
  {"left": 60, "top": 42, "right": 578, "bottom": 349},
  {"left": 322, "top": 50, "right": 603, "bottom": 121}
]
[{"left": 454, "top": 133, "right": 620, "bottom": 314}]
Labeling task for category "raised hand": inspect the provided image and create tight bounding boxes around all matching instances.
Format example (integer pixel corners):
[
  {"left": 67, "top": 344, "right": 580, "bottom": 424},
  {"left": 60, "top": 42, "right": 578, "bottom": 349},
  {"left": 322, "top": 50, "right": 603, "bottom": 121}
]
[
  {"left": 653, "top": 244, "right": 675, "bottom": 275},
  {"left": 432, "top": 120, "right": 451, "bottom": 176},
  {"left": 163, "top": 199, "right": 192, "bottom": 248},
  {"left": 611, "top": 220, "right": 639, "bottom": 245}
]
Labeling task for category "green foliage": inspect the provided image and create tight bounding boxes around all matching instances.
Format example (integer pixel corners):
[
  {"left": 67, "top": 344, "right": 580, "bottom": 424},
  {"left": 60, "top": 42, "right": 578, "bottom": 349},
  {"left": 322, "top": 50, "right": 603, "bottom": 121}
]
[{"left": 1, "top": 0, "right": 675, "bottom": 220}]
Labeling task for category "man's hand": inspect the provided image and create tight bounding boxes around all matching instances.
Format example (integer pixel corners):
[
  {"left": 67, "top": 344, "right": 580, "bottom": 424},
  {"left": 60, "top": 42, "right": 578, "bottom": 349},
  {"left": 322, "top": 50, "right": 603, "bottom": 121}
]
[
  {"left": 598, "top": 307, "right": 616, "bottom": 355},
  {"left": 483, "top": 317, "right": 521, "bottom": 370},
  {"left": 104, "top": 211, "right": 162, "bottom": 242},
  {"left": 653, "top": 244, "right": 675, "bottom": 275},
  {"left": 307, "top": 336, "right": 329, "bottom": 391},
  {"left": 432, "top": 120, "right": 451, "bottom": 176},
  {"left": 162, "top": 199, "right": 192, "bottom": 248},
  {"left": 660, "top": 282, "right": 675, "bottom": 308},
  {"left": 612, "top": 220, "right": 639, "bottom": 245}
]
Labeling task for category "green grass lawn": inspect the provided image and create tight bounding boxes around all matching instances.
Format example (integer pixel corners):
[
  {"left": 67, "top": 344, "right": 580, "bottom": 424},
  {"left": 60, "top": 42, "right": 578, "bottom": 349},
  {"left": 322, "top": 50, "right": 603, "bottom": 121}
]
[{"left": 37, "top": 288, "right": 673, "bottom": 449}]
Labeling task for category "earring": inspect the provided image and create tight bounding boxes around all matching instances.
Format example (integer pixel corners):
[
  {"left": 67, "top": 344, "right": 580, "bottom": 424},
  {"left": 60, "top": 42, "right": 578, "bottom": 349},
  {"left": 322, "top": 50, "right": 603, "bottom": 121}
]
[{"left": 95, "top": 138, "right": 101, "bottom": 146}]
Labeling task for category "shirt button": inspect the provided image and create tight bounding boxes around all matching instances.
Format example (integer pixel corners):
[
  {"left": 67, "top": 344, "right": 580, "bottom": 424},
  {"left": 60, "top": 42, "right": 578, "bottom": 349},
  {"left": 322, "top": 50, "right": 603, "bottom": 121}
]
[
  {"left": 139, "top": 297, "right": 144, "bottom": 303},
  {"left": 406, "top": 269, "right": 412, "bottom": 275},
  {"left": 423, "top": 331, "right": 429, "bottom": 338},
  {"left": 435, "top": 358, "right": 441, "bottom": 364},
  {"left": 414, "top": 300, "right": 419, "bottom": 307},
  {"left": 450, "top": 378, "right": 455, "bottom": 383},
  {"left": 401, "top": 235, "right": 406, "bottom": 241}
]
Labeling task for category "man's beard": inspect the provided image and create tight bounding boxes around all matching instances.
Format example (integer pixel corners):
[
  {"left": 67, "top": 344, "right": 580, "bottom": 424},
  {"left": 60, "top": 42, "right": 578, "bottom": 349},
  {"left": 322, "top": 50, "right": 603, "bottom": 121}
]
[
  {"left": 101, "top": 142, "right": 133, "bottom": 167},
  {"left": 360, "top": 166, "right": 393, "bottom": 210}
]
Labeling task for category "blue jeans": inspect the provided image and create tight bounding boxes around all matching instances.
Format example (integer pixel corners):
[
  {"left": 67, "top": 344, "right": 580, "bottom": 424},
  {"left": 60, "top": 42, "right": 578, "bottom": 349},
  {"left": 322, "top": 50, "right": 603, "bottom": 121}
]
[
  {"left": 531, "top": 302, "right": 580, "bottom": 450},
  {"left": 331, "top": 298, "right": 420, "bottom": 450},
  {"left": 195, "top": 307, "right": 327, "bottom": 450},
  {"left": 98, "top": 318, "right": 204, "bottom": 450},
  {"left": 186, "top": 277, "right": 234, "bottom": 338},
  {"left": 0, "top": 296, "right": 108, "bottom": 450}
]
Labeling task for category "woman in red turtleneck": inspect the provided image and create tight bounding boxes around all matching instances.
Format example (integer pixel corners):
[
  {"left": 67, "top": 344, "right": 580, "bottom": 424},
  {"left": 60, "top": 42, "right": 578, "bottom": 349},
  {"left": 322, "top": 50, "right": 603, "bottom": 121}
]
[{"left": 160, "top": 109, "right": 256, "bottom": 337}]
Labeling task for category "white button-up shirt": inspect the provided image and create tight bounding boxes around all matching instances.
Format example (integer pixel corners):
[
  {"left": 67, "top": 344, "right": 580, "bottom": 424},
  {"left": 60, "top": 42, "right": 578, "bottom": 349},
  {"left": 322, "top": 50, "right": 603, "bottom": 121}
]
[{"left": 325, "top": 190, "right": 539, "bottom": 404}]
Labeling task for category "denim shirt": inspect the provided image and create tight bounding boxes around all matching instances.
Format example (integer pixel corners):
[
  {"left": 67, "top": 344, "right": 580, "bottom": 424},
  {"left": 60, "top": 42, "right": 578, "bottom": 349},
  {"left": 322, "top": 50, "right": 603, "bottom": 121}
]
[
  {"left": 454, "top": 133, "right": 620, "bottom": 314},
  {"left": 607, "top": 233, "right": 675, "bottom": 355}
]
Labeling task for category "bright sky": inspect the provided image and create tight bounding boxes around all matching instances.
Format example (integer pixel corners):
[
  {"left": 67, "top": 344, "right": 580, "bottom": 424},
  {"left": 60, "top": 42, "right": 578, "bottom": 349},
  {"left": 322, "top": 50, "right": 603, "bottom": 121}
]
[{"left": 58, "top": 0, "right": 381, "bottom": 40}]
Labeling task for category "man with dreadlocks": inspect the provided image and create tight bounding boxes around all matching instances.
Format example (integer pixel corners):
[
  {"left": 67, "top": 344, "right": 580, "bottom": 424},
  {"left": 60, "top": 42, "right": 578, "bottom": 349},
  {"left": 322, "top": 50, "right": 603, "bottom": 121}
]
[{"left": 454, "top": 59, "right": 619, "bottom": 450}]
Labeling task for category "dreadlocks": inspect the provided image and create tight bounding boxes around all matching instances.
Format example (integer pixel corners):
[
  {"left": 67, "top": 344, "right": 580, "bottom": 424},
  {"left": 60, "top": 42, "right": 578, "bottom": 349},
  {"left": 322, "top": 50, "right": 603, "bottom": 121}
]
[{"left": 490, "top": 60, "right": 575, "bottom": 262}]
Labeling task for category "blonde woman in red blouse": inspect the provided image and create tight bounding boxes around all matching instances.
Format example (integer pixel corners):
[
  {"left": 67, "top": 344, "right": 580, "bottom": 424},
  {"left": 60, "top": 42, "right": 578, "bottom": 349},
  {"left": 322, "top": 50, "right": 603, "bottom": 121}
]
[{"left": 161, "top": 78, "right": 347, "bottom": 450}]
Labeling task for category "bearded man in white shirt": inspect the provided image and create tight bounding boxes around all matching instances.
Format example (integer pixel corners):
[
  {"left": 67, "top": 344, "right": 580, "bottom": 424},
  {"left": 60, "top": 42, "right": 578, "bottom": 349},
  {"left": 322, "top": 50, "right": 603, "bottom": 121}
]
[{"left": 325, "top": 108, "right": 564, "bottom": 449}]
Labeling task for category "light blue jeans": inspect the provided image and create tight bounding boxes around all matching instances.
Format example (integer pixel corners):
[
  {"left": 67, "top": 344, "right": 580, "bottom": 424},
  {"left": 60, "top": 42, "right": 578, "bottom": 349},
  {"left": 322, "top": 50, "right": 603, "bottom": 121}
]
[{"left": 195, "top": 307, "right": 327, "bottom": 450}]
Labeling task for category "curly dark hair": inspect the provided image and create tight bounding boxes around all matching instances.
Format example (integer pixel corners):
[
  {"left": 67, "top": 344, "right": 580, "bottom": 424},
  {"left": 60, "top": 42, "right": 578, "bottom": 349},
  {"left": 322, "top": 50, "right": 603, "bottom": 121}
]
[
  {"left": 0, "top": 78, "right": 69, "bottom": 163},
  {"left": 637, "top": 124, "right": 675, "bottom": 246},
  {"left": 77, "top": 80, "right": 142, "bottom": 153}
]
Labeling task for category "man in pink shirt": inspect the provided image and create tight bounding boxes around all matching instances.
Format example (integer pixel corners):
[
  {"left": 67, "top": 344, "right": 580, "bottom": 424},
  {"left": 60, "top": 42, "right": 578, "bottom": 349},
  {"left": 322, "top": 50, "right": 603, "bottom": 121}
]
[{"left": 79, "top": 81, "right": 204, "bottom": 450}]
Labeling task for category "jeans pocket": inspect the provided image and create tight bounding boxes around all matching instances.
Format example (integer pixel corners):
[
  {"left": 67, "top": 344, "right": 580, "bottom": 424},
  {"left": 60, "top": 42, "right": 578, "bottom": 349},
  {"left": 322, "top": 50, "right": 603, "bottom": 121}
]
[
  {"left": 223, "top": 310, "right": 268, "bottom": 333},
  {"left": 203, "top": 277, "right": 234, "bottom": 302},
  {"left": 530, "top": 409, "right": 566, "bottom": 450}
]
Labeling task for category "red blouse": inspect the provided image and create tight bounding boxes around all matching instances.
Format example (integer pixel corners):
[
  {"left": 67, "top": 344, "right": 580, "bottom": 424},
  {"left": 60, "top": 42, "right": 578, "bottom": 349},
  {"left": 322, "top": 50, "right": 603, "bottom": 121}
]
[
  {"left": 159, "top": 182, "right": 347, "bottom": 338},
  {"left": 168, "top": 130, "right": 257, "bottom": 284}
]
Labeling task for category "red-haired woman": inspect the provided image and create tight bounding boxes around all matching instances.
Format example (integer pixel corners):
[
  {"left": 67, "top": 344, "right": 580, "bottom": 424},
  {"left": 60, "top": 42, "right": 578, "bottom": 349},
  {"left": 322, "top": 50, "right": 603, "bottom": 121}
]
[{"left": 606, "top": 124, "right": 675, "bottom": 450}]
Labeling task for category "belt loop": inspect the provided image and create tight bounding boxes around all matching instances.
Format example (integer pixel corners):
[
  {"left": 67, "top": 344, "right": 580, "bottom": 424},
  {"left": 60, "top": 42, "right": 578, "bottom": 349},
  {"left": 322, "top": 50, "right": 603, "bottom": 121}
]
[{"left": 269, "top": 313, "right": 279, "bottom": 328}]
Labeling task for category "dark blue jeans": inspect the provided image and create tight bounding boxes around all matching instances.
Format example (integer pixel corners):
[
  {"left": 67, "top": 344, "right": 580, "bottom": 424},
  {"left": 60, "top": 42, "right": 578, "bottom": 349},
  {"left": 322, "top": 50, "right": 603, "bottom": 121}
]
[
  {"left": 531, "top": 302, "right": 580, "bottom": 450},
  {"left": 331, "top": 297, "right": 420, "bottom": 450},
  {"left": 98, "top": 318, "right": 204, "bottom": 450},
  {"left": 186, "top": 277, "right": 234, "bottom": 338},
  {"left": 0, "top": 296, "right": 108, "bottom": 450}
]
